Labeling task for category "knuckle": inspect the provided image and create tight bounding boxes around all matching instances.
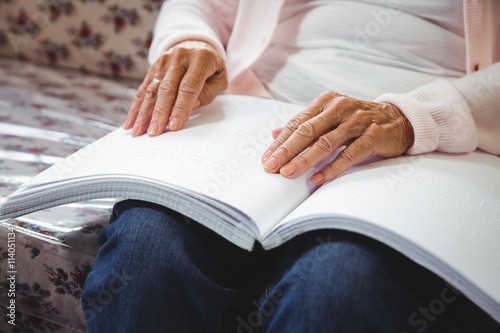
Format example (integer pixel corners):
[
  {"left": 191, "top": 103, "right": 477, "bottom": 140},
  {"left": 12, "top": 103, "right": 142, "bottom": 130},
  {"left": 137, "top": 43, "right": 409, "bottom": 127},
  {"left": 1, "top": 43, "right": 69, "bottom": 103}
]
[
  {"left": 317, "top": 135, "right": 338, "bottom": 153},
  {"left": 296, "top": 122, "right": 316, "bottom": 140},
  {"left": 319, "top": 91, "right": 335, "bottom": 99},
  {"left": 340, "top": 148, "right": 357, "bottom": 165},
  {"left": 135, "top": 89, "right": 145, "bottom": 99},
  {"left": 323, "top": 162, "right": 339, "bottom": 176},
  {"left": 285, "top": 117, "right": 302, "bottom": 132},
  {"left": 199, "top": 88, "right": 220, "bottom": 106},
  {"left": 337, "top": 122, "right": 359, "bottom": 139},
  {"left": 170, "top": 47, "right": 187, "bottom": 57},
  {"left": 160, "top": 82, "right": 177, "bottom": 95},
  {"left": 171, "top": 104, "right": 190, "bottom": 117},
  {"left": 294, "top": 153, "right": 313, "bottom": 168},
  {"left": 275, "top": 144, "right": 292, "bottom": 157},
  {"left": 179, "top": 79, "right": 198, "bottom": 94},
  {"left": 156, "top": 57, "right": 167, "bottom": 69},
  {"left": 320, "top": 91, "right": 344, "bottom": 102},
  {"left": 152, "top": 106, "right": 167, "bottom": 118},
  {"left": 332, "top": 95, "right": 352, "bottom": 109},
  {"left": 134, "top": 114, "right": 146, "bottom": 125},
  {"left": 145, "top": 87, "right": 158, "bottom": 99},
  {"left": 197, "top": 47, "right": 212, "bottom": 58},
  {"left": 159, "top": 51, "right": 172, "bottom": 61},
  {"left": 352, "top": 109, "right": 367, "bottom": 122},
  {"left": 313, "top": 92, "right": 334, "bottom": 107},
  {"left": 365, "top": 124, "right": 384, "bottom": 143}
]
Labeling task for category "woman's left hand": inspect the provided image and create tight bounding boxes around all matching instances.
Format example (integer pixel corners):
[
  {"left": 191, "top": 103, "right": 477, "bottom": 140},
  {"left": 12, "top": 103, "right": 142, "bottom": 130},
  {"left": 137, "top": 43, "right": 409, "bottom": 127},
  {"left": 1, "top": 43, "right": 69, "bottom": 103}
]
[{"left": 261, "top": 91, "right": 415, "bottom": 185}]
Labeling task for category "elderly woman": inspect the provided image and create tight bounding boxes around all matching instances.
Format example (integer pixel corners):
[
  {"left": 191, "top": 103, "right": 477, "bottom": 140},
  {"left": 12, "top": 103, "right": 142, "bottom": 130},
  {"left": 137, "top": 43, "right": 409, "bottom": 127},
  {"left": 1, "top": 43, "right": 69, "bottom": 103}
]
[{"left": 82, "top": 0, "right": 500, "bottom": 332}]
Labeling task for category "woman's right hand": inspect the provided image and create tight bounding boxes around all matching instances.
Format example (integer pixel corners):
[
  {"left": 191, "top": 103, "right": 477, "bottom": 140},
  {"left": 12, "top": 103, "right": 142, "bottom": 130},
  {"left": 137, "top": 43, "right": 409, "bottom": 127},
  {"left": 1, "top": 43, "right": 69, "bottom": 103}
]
[{"left": 123, "top": 41, "right": 228, "bottom": 136}]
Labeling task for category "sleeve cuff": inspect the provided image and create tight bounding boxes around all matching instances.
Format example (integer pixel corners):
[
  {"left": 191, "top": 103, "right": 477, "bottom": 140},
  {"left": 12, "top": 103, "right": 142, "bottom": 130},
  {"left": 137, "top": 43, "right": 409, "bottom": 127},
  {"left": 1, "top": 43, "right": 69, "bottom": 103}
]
[
  {"left": 375, "top": 79, "right": 478, "bottom": 155},
  {"left": 148, "top": 31, "right": 226, "bottom": 66}
]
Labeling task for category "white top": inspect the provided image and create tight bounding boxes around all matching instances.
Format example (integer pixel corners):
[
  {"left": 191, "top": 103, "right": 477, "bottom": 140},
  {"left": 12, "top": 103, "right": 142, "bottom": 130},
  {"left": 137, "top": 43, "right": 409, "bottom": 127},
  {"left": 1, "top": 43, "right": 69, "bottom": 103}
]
[
  {"left": 252, "top": 0, "right": 466, "bottom": 103},
  {"left": 148, "top": 0, "right": 500, "bottom": 155}
]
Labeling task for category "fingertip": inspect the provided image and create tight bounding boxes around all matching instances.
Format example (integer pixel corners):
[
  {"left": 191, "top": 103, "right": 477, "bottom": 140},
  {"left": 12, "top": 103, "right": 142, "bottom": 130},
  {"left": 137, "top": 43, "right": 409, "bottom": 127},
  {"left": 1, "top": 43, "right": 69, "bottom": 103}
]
[
  {"left": 147, "top": 123, "right": 158, "bottom": 136},
  {"left": 131, "top": 123, "right": 142, "bottom": 136},
  {"left": 280, "top": 164, "right": 297, "bottom": 177},
  {"left": 272, "top": 128, "right": 282, "bottom": 139},
  {"left": 311, "top": 173, "right": 324, "bottom": 184},
  {"left": 168, "top": 117, "right": 180, "bottom": 131},
  {"left": 263, "top": 156, "right": 279, "bottom": 172},
  {"left": 261, "top": 149, "right": 273, "bottom": 163}
]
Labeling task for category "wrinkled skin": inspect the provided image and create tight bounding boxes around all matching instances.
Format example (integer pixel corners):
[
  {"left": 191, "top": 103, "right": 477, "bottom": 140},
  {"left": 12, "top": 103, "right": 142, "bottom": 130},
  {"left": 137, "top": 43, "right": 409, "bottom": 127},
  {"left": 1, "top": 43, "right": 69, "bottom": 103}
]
[
  {"left": 124, "top": 42, "right": 414, "bottom": 184},
  {"left": 123, "top": 41, "right": 227, "bottom": 136},
  {"left": 261, "top": 92, "right": 415, "bottom": 184}
]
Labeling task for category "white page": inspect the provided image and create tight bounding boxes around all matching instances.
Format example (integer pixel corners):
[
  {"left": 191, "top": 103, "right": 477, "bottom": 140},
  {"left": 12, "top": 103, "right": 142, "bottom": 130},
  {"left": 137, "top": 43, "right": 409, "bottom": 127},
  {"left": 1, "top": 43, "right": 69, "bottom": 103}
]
[
  {"left": 18, "top": 95, "right": 320, "bottom": 236},
  {"left": 273, "top": 151, "right": 500, "bottom": 322}
]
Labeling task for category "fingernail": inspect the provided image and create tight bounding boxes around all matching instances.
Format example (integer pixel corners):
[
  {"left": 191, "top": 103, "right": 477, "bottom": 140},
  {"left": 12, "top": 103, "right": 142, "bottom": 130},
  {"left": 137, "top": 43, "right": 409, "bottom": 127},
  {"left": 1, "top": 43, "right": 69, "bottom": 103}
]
[
  {"left": 264, "top": 157, "right": 278, "bottom": 171},
  {"left": 262, "top": 150, "right": 273, "bottom": 163},
  {"left": 168, "top": 117, "right": 179, "bottom": 131},
  {"left": 123, "top": 119, "right": 131, "bottom": 129},
  {"left": 280, "top": 164, "right": 296, "bottom": 177},
  {"left": 148, "top": 123, "right": 158, "bottom": 136},
  {"left": 312, "top": 173, "right": 324, "bottom": 184},
  {"left": 132, "top": 123, "right": 140, "bottom": 136}
]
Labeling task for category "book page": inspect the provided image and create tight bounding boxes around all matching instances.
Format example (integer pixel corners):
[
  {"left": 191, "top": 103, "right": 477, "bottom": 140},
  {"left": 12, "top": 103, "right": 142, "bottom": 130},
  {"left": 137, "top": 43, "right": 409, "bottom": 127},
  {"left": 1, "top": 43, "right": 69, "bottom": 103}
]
[
  {"left": 16, "top": 95, "right": 320, "bottom": 236},
  {"left": 269, "top": 151, "right": 500, "bottom": 322}
]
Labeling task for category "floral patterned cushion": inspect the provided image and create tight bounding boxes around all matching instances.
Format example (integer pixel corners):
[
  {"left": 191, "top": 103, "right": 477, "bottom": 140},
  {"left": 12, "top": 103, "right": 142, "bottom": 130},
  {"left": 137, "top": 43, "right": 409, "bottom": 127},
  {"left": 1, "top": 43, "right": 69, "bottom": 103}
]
[
  {"left": 0, "top": 0, "right": 162, "bottom": 79},
  {"left": 0, "top": 57, "right": 137, "bottom": 332}
]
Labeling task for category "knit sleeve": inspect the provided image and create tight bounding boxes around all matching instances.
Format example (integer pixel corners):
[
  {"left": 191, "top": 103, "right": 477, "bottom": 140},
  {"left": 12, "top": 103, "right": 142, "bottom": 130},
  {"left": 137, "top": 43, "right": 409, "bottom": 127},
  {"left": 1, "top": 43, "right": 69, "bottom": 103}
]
[
  {"left": 147, "top": 0, "right": 233, "bottom": 65},
  {"left": 375, "top": 62, "right": 500, "bottom": 156}
]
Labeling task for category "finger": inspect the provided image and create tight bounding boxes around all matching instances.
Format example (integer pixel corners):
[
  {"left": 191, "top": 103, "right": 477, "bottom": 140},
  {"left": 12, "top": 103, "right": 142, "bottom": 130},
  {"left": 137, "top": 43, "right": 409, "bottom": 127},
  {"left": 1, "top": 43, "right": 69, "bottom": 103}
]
[
  {"left": 131, "top": 78, "right": 163, "bottom": 136},
  {"left": 279, "top": 118, "right": 368, "bottom": 178},
  {"left": 271, "top": 128, "right": 283, "bottom": 139},
  {"left": 132, "top": 55, "right": 169, "bottom": 136},
  {"left": 312, "top": 136, "right": 374, "bottom": 185},
  {"left": 261, "top": 91, "right": 344, "bottom": 164},
  {"left": 123, "top": 65, "right": 157, "bottom": 130},
  {"left": 196, "top": 68, "right": 228, "bottom": 107},
  {"left": 147, "top": 55, "right": 189, "bottom": 136},
  {"left": 264, "top": 111, "right": 341, "bottom": 173},
  {"left": 168, "top": 50, "right": 218, "bottom": 131},
  {"left": 261, "top": 98, "right": 326, "bottom": 164}
]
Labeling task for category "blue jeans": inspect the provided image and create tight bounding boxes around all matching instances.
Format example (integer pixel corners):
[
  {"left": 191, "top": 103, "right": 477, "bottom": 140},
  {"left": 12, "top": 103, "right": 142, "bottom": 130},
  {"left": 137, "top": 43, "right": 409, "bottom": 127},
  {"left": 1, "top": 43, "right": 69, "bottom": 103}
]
[{"left": 82, "top": 200, "right": 500, "bottom": 332}]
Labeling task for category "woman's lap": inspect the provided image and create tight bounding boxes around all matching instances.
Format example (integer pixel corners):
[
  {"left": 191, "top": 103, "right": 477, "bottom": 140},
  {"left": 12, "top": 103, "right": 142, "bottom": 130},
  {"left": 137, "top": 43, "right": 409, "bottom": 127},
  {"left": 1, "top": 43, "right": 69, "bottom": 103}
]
[{"left": 82, "top": 200, "right": 500, "bottom": 332}]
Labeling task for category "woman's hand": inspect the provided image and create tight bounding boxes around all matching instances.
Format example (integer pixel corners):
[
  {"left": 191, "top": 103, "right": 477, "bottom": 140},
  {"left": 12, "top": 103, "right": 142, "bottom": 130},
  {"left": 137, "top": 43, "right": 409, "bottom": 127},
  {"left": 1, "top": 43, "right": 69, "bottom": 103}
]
[
  {"left": 123, "top": 41, "right": 228, "bottom": 136},
  {"left": 261, "top": 91, "right": 414, "bottom": 185}
]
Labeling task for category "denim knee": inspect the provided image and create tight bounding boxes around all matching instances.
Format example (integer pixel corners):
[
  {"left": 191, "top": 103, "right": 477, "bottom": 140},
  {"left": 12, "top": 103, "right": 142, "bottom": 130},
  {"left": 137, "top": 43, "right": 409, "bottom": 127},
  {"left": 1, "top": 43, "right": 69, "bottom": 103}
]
[
  {"left": 259, "top": 231, "right": 441, "bottom": 332},
  {"left": 82, "top": 200, "right": 250, "bottom": 332}
]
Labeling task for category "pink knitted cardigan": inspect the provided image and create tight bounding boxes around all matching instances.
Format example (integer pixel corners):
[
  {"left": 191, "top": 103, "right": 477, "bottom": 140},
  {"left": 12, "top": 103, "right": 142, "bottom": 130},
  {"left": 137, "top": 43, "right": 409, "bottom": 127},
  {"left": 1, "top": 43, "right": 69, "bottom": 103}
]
[{"left": 148, "top": 0, "right": 500, "bottom": 156}]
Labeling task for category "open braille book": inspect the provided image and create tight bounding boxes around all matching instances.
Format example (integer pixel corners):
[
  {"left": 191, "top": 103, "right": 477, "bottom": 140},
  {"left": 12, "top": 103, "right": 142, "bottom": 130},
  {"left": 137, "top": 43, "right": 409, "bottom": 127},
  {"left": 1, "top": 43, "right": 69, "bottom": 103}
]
[{"left": 1, "top": 95, "right": 499, "bottom": 322}]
